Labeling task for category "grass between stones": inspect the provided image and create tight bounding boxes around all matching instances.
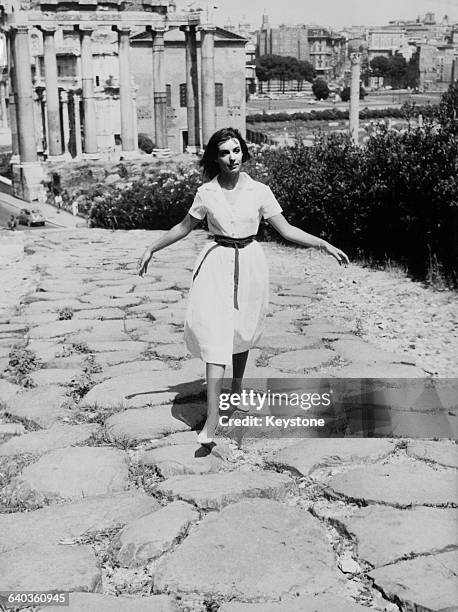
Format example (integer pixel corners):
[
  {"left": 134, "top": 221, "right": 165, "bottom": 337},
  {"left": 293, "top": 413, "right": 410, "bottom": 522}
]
[{"left": 4, "top": 345, "right": 42, "bottom": 388}]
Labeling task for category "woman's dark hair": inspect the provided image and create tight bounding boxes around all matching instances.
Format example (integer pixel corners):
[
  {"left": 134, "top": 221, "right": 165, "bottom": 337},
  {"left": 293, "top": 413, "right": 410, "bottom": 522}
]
[{"left": 200, "top": 127, "right": 251, "bottom": 180}]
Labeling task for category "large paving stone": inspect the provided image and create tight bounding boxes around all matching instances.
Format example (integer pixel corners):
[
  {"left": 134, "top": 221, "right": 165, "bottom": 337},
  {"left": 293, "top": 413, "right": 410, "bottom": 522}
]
[
  {"left": 269, "top": 348, "right": 336, "bottom": 372},
  {"left": 18, "top": 446, "right": 129, "bottom": 500},
  {"left": 406, "top": 439, "right": 458, "bottom": 468},
  {"left": 154, "top": 499, "right": 343, "bottom": 599},
  {"left": 369, "top": 551, "right": 458, "bottom": 612},
  {"left": 28, "top": 319, "right": 95, "bottom": 339},
  {"left": 82, "top": 370, "right": 204, "bottom": 409},
  {"left": 331, "top": 338, "right": 410, "bottom": 364},
  {"left": 106, "top": 405, "right": 201, "bottom": 443},
  {"left": 0, "top": 423, "right": 100, "bottom": 456},
  {"left": 94, "top": 359, "right": 168, "bottom": 382},
  {"left": 6, "top": 385, "right": 70, "bottom": 427},
  {"left": 0, "top": 379, "right": 20, "bottom": 404},
  {"left": 29, "top": 367, "right": 82, "bottom": 386},
  {"left": 112, "top": 500, "right": 199, "bottom": 568},
  {"left": 141, "top": 443, "right": 226, "bottom": 477},
  {"left": 93, "top": 350, "right": 150, "bottom": 368},
  {"left": 74, "top": 307, "right": 126, "bottom": 320},
  {"left": 256, "top": 333, "right": 320, "bottom": 351},
  {"left": 219, "top": 594, "right": 371, "bottom": 611},
  {"left": 85, "top": 340, "right": 147, "bottom": 354},
  {"left": 327, "top": 462, "right": 458, "bottom": 507},
  {"left": 72, "top": 319, "right": 133, "bottom": 344},
  {"left": 0, "top": 544, "right": 100, "bottom": 592},
  {"left": 65, "top": 593, "right": 178, "bottom": 612},
  {"left": 267, "top": 438, "right": 395, "bottom": 476},
  {"left": 0, "top": 491, "right": 159, "bottom": 552},
  {"left": 331, "top": 506, "right": 458, "bottom": 567},
  {"left": 157, "top": 471, "right": 295, "bottom": 510}
]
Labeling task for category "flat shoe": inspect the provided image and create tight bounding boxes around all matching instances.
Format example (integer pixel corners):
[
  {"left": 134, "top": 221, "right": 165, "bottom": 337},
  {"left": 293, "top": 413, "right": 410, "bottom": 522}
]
[{"left": 194, "top": 442, "right": 216, "bottom": 458}]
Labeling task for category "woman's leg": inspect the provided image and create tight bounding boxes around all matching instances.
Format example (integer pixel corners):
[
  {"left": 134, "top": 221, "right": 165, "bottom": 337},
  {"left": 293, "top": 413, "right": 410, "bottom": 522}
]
[
  {"left": 197, "top": 362, "right": 226, "bottom": 444},
  {"left": 232, "top": 350, "right": 249, "bottom": 394}
]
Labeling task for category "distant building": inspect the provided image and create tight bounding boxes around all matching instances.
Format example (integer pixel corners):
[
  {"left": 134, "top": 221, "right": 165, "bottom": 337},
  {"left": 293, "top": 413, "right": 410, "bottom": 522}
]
[
  {"left": 256, "top": 14, "right": 346, "bottom": 80},
  {"left": 257, "top": 15, "right": 310, "bottom": 62},
  {"left": 367, "top": 27, "right": 407, "bottom": 61}
]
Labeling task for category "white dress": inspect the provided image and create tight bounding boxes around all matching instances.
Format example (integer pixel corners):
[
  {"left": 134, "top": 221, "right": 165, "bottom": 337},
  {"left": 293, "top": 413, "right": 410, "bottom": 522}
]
[{"left": 184, "top": 172, "right": 283, "bottom": 364}]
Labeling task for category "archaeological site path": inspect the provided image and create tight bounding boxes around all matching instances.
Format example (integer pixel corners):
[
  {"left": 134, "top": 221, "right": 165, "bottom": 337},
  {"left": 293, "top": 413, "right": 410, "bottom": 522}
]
[{"left": 0, "top": 228, "right": 457, "bottom": 612}]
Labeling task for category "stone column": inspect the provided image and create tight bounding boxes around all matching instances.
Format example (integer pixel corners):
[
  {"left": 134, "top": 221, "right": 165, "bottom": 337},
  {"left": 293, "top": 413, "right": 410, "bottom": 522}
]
[
  {"left": 182, "top": 24, "right": 200, "bottom": 152},
  {"left": 200, "top": 23, "right": 216, "bottom": 147},
  {"left": 78, "top": 25, "right": 98, "bottom": 155},
  {"left": 60, "top": 89, "right": 71, "bottom": 158},
  {"left": 349, "top": 52, "right": 361, "bottom": 145},
  {"left": 73, "top": 90, "right": 83, "bottom": 157},
  {"left": 116, "top": 25, "right": 136, "bottom": 153},
  {"left": 0, "top": 81, "right": 7, "bottom": 128},
  {"left": 152, "top": 26, "right": 168, "bottom": 149},
  {"left": 42, "top": 25, "right": 62, "bottom": 157},
  {"left": 11, "top": 24, "right": 37, "bottom": 162}
]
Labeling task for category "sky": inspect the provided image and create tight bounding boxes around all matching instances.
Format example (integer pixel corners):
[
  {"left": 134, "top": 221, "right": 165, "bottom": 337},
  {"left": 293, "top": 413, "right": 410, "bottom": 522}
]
[{"left": 178, "top": 0, "right": 458, "bottom": 29}]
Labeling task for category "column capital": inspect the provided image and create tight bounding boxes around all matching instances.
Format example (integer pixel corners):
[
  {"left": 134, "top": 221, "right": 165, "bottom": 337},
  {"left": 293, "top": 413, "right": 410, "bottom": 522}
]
[
  {"left": 11, "top": 24, "right": 29, "bottom": 35},
  {"left": 199, "top": 24, "right": 216, "bottom": 33},
  {"left": 60, "top": 90, "right": 68, "bottom": 102},
  {"left": 77, "top": 24, "right": 95, "bottom": 36},
  {"left": 150, "top": 25, "right": 166, "bottom": 35},
  {"left": 350, "top": 52, "right": 362, "bottom": 65},
  {"left": 112, "top": 24, "right": 131, "bottom": 35},
  {"left": 39, "top": 25, "right": 58, "bottom": 35}
]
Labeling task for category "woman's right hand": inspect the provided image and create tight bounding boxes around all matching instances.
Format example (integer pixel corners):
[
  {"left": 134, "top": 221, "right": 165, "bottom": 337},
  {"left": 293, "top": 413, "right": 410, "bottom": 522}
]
[{"left": 137, "top": 249, "right": 153, "bottom": 277}]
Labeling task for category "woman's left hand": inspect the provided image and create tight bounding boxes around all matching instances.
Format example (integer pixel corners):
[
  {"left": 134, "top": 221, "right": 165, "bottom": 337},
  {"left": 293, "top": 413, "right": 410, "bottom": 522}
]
[{"left": 322, "top": 243, "right": 350, "bottom": 266}]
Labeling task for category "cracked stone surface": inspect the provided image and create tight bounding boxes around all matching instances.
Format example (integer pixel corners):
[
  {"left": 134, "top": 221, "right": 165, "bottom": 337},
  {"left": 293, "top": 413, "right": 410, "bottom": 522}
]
[
  {"left": 1, "top": 544, "right": 101, "bottom": 592},
  {"left": 1, "top": 228, "right": 457, "bottom": 611},
  {"left": 141, "top": 443, "right": 227, "bottom": 476},
  {"left": 328, "top": 506, "right": 458, "bottom": 566},
  {"left": 0, "top": 492, "right": 160, "bottom": 551},
  {"left": 0, "top": 423, "right": 100, "bottom": 456},
  {"left": 157, "top": 471, "right": 295, "bottom": 509},
  {"left": 369, "top": 550, "right": 458, "bottom": 611},
  {"left": 106, "top": 405, "right": 201, "bottom": 443},
  {"left": 5, "top": 385, "right": 71, "bottom": 427},
  {"left": 327, "top": 461, "right": 458, "bottom": 506},
  {"left": 266, "top": 438, "right": 396, "bottom": 476},
  {"left": 154, "top": 499, "right": 344, "bottom": 599},
  {"left": 269, "top": 348, "right": 336, "bottom": 372},
  {"left": 17, "top": 447, "right": 129, "bottom": 500},
  {"left": 82, "top": 370, "right": 203, "bottom": 408},
  {"left": 406, "top": 439, "right": 458, "bottom": 468},
  {"left": 112, "top": 501, "right": 199, "bottom": 568}
]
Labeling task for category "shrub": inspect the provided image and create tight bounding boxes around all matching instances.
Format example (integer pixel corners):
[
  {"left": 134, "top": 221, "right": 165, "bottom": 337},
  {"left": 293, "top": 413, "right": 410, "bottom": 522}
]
[
  {"left": 312, "top": 78, "right": 330, "bottom": 100},
  {"left": 89, "top": 166, "right": 202, "bottom": 230},
  {"left": 138, "top": 133, "right": 155, "bottom": 154}
]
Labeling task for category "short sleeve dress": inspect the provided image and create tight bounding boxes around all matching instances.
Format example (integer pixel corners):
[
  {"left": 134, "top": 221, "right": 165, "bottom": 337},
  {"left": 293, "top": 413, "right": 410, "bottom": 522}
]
[{"left": 184, "top": 172, "right": 282, "bottom": 365}]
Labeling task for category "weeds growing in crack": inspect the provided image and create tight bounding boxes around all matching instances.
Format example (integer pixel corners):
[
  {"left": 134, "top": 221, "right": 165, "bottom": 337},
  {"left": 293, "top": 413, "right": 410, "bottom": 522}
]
[
  {"left": 56, "top": 341, "right": 91, "bottom": 357},
  {"left": 128, "top": 462, "right": 164, "bottom": 498},
  {"left": 66, "top": 403, "right": 125, "bottom": 426},
  {"left": 4, "top": 345, "right": 42, "bottom": 388},
  {"left": 57, "top": 306, "right": 74, "bottom": 321}
]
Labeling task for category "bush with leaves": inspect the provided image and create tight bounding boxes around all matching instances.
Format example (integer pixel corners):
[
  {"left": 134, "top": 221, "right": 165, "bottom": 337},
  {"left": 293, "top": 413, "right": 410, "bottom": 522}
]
[{"left": 89, "top": 166, "right": 203, "bottom": 230}]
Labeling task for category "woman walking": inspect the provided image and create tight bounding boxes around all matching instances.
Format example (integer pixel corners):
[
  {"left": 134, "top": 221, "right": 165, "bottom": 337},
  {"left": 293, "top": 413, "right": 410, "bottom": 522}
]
[{"left": 138, "top": 127, "right": 349, "bottom": 453}]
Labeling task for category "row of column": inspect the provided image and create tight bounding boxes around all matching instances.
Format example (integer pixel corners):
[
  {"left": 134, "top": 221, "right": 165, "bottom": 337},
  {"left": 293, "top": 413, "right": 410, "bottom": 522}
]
[{"left": 8, "top": 20, "right": 217, "bottom": 164}]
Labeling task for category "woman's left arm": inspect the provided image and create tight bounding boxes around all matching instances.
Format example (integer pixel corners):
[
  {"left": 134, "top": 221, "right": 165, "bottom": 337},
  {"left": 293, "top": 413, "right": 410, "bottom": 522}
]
[{"left": 267, "top": 213, "right": 349, "bottom": 266}]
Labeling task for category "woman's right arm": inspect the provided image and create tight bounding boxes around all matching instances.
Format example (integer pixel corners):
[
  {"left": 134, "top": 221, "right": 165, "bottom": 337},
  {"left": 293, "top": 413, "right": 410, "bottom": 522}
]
[{"left": 137, "top": 214, "right": 201, "bottom": 277}]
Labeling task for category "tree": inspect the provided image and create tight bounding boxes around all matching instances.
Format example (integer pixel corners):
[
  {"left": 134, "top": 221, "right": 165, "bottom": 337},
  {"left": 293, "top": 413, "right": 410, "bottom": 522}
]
[
  {"left": 406, "top": 50, "right": 420, "bottom": 90},
  {"left": 370, "top": 56, "right": 390, "bottom": 78},
  {"left": 340, "top": 86, "right": 367, "bottom": 102},
  {"left": 312, "top": 78, "right": 330, "bottom": 100},
  {"left": 297, "top": 60, "right": 316, "bottom": 90},
  {"left": 387, "top": 53, "right": 408, "bottom": 89}
]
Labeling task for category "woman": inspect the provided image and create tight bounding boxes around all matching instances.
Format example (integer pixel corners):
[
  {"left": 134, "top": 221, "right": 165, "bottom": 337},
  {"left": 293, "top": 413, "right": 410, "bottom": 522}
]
[{"left": 138, "top": 127, "right": 349, "bottom": 453}]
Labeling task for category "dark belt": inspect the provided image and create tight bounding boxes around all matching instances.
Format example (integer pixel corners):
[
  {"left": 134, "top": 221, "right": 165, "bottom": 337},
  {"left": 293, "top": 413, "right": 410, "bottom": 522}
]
[{"left": 192, "top": 235, "right": 255, "bottom": 310}]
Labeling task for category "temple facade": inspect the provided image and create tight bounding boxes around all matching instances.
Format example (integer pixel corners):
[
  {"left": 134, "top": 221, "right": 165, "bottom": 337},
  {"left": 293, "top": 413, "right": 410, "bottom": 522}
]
[{"left": 0, "top": 0, "right": 246, "bottom": 201}]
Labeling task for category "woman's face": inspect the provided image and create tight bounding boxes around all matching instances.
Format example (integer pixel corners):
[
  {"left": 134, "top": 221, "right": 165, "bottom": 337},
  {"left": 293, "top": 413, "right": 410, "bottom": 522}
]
[{"left": 216, "top": 138, "right": 243, "bottom": 177}]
